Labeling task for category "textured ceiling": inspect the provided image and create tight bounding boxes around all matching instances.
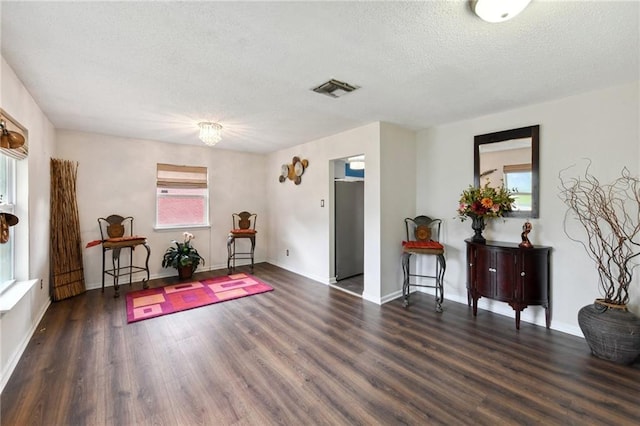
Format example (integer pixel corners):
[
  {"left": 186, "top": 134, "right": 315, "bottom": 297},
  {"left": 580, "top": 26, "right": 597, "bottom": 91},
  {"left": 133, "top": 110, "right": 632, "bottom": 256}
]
[{"left": 1, "top": 1, "right": 638, "bottom": 153}]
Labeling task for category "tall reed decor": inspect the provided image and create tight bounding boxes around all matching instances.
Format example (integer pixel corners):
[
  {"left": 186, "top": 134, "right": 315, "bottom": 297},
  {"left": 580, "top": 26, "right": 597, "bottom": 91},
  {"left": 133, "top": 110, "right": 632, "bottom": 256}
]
[{"left": 50, "top": 158, "right": 86, "bottom": 301}]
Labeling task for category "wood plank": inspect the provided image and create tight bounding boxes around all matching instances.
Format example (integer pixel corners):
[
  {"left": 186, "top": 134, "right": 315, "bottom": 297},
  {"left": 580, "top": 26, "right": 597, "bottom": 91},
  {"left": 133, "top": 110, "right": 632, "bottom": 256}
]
[{"left": 2, "top": 263, "right": 639, "bottom": 425}]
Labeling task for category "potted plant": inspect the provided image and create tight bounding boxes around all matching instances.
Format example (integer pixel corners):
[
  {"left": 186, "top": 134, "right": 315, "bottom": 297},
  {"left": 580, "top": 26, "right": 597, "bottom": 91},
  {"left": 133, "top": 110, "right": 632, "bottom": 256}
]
[
  {"left": 456, "top": 182, "right": 515, "bottom": 243},
  {"left": 559, "top": 161, "right": 640, "bottom": 364},
  {"left": 161, "top": 232, "right": 205, "bottom": 280}
]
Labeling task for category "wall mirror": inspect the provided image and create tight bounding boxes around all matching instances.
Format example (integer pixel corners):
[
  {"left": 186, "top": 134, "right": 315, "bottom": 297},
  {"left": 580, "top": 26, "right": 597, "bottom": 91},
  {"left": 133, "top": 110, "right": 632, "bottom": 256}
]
[{"left": 474, "top": 125, "right": 539, "bottom": 218}]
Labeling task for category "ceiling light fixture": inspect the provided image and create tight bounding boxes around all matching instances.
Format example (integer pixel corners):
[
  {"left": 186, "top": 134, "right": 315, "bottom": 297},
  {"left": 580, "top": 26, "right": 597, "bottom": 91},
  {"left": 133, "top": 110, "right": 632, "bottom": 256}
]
[
  {"left": 470, "top": 0, "right": 532, "bottom": 23},
  {"left": 349, "top": 161, "right": 365, "bottom": 170},
  {"left": 347, "top": 155, "right": 365, "bottom": 170},
  {"left": 312, "top": 79, "right": 359, "bottom": 98},
  {"left": 198, "top": 122, "right": 223, "bottom": 146}
]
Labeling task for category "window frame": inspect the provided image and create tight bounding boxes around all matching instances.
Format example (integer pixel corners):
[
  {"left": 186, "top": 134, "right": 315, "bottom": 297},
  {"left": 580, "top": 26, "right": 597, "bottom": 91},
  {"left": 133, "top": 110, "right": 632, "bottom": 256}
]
[
  {"left": 0, "top": 155, "right": 16, "bottom": 287},
  {"left": 504, "top": 164, "right": 533, "bottom": 212},
  {"left": 155, "top": 163, "right": 210, "bottom": 230}
]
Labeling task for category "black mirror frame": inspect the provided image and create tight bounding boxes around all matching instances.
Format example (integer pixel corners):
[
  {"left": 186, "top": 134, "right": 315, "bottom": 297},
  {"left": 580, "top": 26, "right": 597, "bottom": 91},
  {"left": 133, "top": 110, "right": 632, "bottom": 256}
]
[{"left": 474, "top": 125, "right": 540, "bottom": 219}]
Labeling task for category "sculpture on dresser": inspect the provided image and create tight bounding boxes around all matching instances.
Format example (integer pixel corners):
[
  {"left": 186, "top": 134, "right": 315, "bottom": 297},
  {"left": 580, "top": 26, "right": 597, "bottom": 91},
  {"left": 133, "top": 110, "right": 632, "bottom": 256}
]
[
  {"left": 519, "top": 220, "right": 533, "bottom": 248},
  {"left": 456, "top": 183, "right": 515, "bottom": 243},
  {"left": 559, "top": 160, "right": 640, "bottom": 364}
]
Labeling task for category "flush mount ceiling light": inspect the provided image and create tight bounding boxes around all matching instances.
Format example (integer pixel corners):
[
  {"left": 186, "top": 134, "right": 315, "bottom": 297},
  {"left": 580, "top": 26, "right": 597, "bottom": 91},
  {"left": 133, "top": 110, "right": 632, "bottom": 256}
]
[
  {"left": 312, "top": 79, "right": 359, "bottom": 98},
  {"left": 198, "top": 122, "right": 222, "bottom": 146},
  {"left": 470, "top": 0, "right": 532, "bottom": 23},
  {"left": 347, "top": 155, "right": 365, "bottom": 170}
]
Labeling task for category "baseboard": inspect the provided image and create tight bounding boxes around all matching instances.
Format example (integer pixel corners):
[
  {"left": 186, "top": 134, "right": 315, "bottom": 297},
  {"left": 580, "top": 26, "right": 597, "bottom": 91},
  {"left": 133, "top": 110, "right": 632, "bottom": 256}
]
[
  {"left": 410, "top": 287, "right": 585, "bottom": 338},
  {"left": 329, "top": 283, "right": 362, "bottom": 298},
  {"left": 267, "top": 261, "right": 330, "bottom": 285},
  {"left": 1, "top": 296, "right": 51, "bottom": 393},
  {"left": 380, "top": 289, "right": 402, "bottom": 305},
  {"left": 85, "top": 261, "right": 248, "bottom": 291}
]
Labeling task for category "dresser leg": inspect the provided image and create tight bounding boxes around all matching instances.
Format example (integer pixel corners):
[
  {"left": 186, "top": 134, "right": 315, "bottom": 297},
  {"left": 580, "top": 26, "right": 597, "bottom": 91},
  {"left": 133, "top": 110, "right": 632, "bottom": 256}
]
[{"left": 545, "top": 305, "right": 550, "bottom": 329}]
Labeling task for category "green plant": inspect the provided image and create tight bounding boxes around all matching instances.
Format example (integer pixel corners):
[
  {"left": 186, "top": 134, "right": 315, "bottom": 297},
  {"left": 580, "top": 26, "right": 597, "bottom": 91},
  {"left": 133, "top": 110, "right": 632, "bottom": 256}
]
[
  {"left": 456, "top": 182, "right": 515, "bottom": 221},
  {"left": 161, "top": 232, "right": 205, "bottom": 271}
]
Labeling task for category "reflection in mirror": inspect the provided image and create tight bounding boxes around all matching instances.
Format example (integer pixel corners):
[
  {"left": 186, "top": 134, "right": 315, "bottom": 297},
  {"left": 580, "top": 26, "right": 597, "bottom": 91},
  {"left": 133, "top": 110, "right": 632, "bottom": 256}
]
[
  {"left": 479, "top": 138, "right": 532, "bottom": 210},
  {"left": 474, "top": 125, "right": 539, "bottom": 218}
]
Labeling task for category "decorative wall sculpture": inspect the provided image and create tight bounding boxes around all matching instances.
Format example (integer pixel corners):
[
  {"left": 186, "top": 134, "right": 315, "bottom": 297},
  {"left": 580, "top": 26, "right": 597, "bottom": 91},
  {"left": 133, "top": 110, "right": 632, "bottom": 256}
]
[{"left": 279, "top": 156, "right": 309, "bottom": 185}]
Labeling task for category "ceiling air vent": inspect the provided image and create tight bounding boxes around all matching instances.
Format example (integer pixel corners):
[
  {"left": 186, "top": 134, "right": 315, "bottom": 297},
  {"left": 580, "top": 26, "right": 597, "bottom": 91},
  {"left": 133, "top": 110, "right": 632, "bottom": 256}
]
[{"left": 312, "top": 79, "right": 359, "bottom": 98}]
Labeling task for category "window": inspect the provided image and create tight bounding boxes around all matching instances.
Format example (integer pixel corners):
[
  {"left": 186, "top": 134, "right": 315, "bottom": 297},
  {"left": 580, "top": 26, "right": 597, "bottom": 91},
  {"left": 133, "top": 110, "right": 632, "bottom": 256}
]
[
  {"left": 0, "top": 154, "right": 16, "bottom": 286},
  {"left": 504, "top": 163, "right": 532, "bottom": 211},
  {"left": 156, "top": 163, "right": 209, "bottom": 228}
]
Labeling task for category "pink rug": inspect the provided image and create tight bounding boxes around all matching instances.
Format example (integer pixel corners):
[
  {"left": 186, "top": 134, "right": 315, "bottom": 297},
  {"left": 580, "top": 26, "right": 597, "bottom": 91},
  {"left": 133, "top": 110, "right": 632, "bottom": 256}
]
[{"left": 125, "top": 273, "right": 273, "bottom": 323}]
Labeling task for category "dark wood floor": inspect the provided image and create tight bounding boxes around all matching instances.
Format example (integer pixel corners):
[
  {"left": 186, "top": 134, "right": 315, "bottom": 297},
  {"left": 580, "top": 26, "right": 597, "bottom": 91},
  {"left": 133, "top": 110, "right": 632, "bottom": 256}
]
[
  {"left": 2, "top": 263, "right": 639, "bottom": 425},
  {"left": 333, "top": 273, "right": 364, "bottom": 295}
]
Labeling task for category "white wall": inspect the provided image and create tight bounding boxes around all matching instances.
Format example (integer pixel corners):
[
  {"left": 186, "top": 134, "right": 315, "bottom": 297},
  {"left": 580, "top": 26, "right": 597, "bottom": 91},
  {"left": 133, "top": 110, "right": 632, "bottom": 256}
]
[
  {"left": 417, "top": 81, "right": 640, "bottom": 336},
  {"left": 0, "top": 57, "right": 55, "bottom": 391},
  {"left": 379, "top": 123, "right": 416, "bottom": 301},
  {"left": 266, "top": 123, "right": 383, "bottom": 301},
  {"left": 55, "top": 130, "right": 268, "bottom": 289},
  {"left": 265, "top": 122, "right": 417, "bottom": 304}
]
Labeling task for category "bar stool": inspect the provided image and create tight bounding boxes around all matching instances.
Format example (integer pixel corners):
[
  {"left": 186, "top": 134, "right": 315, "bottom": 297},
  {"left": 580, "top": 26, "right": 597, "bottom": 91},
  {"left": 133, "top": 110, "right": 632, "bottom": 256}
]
[
  {"left": 98, "top": 214, "right": 150, "bottom": 298},
  {"left": 227, "top": 211, "right": 257, "bottom": 273},
  {"left": 401, "top": 215, "right": 446, "bottom": 312}
]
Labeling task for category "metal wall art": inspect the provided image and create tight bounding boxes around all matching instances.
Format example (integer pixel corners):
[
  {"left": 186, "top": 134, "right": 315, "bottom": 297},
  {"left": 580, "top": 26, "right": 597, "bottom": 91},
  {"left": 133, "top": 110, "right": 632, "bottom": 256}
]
[{"left": 279, "top": 156, "right": 309, "bottom": 185}]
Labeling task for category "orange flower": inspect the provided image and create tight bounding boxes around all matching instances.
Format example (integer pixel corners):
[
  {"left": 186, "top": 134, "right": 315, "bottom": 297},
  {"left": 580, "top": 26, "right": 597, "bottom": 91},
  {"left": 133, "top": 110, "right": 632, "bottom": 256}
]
[
  {"left": 456, "top": 183, "right": 514, "bottom": 222},
  {"left": 481, "top": 197, "right": 494, "bottom": 208}
]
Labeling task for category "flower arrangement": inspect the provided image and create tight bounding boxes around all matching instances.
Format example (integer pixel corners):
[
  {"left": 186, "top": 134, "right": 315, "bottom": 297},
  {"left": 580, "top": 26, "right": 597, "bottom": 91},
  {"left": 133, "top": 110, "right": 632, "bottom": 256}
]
[
  {"left": 161, "top": 232, "right": 205, "bottom": 271},
  {"left": 457, "top": 183, "right": 515, "bottom": 221}
]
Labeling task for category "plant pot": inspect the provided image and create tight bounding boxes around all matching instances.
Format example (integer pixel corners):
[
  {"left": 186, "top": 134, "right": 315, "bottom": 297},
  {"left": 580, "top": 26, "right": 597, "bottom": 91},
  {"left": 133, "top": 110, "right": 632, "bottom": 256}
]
[
  {"left": 578, "top": 301, "right": 640, "bottom": 365},
  {"left": 470, "top": 215, "right": 486, "bottom": 243},
  {"left": 178, "top": 264, "right": 194, "bottom": 280}
]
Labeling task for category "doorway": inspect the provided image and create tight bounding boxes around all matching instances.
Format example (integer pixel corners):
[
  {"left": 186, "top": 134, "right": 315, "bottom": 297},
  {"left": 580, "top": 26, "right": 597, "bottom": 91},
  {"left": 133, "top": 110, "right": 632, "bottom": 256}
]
[{"left": 332, "top": 155, "right": 365, "bottom": 296}]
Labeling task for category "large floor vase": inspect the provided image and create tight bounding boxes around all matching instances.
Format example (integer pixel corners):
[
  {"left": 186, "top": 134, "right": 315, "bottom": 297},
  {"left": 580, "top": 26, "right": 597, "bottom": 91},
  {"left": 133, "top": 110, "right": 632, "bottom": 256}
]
[{"left": 578, "top": 301, "right": 640, "bottom": 365}]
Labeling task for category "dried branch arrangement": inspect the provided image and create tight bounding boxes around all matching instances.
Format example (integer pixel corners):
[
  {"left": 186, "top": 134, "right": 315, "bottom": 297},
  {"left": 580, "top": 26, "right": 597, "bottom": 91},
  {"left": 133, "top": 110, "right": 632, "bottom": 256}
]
[{"left": 559, "top": 160, "right": 640, "bottom": 307}]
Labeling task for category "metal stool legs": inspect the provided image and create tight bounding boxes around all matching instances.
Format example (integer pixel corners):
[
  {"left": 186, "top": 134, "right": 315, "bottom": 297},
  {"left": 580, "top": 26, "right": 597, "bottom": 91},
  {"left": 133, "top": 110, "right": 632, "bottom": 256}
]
[
  {"left": 101, "top": 242, "right": 150, "bottom": 298},
  {"left": 402, "top": 252, "right": 446, "bottom": 312},
  {"left": 227, "top": 234, "right": 255, "bottom": 274}
]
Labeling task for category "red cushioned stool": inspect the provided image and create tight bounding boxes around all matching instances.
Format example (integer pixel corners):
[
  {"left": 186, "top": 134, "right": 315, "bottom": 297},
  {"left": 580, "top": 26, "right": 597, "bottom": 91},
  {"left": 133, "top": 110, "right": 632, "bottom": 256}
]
[
  {"left": 227, "top": 211, "right": 257, "bottom": 273},
  {"left": 97, "top": 214, "right": 150, "bottom": 298},
  {"left": 402, "top": 215, "right": 446, "bottom": 312}
]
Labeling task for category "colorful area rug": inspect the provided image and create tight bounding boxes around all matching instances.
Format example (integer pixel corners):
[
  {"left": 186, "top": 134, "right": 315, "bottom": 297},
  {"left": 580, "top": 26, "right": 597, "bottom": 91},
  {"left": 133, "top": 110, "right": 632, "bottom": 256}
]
[{"left": 126, "top": 273, "right": 273, "bottom": 323}]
